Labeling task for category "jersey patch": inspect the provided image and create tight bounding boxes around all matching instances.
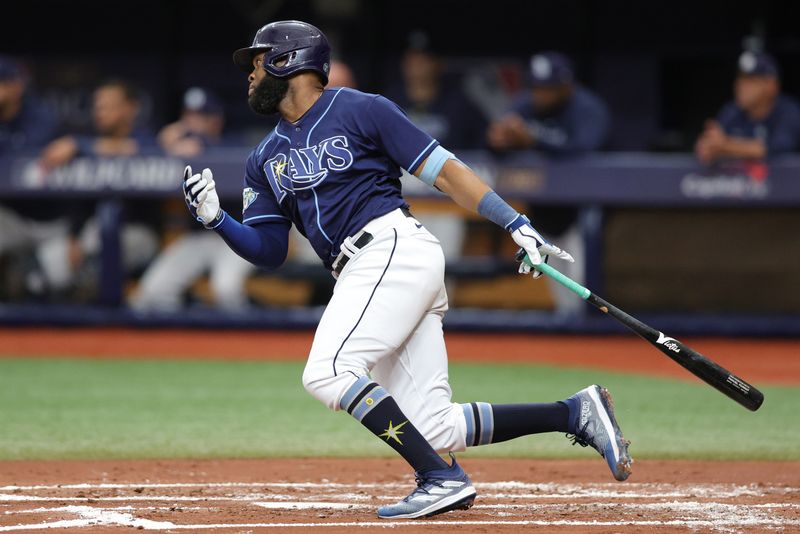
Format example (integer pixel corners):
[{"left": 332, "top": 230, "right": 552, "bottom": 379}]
[{"left": 242, "top": 187, "right": 259, "bottom": 211}]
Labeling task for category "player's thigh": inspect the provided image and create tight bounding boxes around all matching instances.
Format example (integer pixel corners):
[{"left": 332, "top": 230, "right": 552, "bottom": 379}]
[{"left": 308, "top": 230, "right": 445, "bottom": 377}]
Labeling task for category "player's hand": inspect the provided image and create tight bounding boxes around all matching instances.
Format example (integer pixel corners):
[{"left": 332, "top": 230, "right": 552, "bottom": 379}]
[
  {"left": 182, "top": 165, "right": 221, "bottom": 227},
  {"left": 510, "top": 216, "right": 573, "bottom": 279}
]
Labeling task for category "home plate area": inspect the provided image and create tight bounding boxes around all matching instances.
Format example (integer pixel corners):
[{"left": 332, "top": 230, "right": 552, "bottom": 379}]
[{"left": 0, "top": 459, "right": 798, "bottom": 532}]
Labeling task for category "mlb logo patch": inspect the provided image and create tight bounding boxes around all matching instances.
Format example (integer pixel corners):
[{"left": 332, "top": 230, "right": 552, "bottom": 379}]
[{"left": 243, "top": 187, "right": 259, "bottom": 211}]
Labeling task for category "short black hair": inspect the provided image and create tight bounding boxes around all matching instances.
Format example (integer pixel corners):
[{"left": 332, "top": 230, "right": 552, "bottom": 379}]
[{"left": 97, "top": 79, "right": 140, "bottom": 103}]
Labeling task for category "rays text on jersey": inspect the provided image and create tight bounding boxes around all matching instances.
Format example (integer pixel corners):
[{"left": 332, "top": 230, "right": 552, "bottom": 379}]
[{"left": 262, "top": 135, "right": 354, "bottom": 202}]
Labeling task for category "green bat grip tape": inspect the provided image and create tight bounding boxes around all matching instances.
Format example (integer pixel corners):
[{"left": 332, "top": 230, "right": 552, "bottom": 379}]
[{"left": 522, "top": 254, "right": 591, "bottom": 300}]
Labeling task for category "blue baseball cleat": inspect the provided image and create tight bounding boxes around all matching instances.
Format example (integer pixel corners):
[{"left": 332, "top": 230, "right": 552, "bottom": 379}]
[
  {"left": 565, "top": 384, "right": 633, "bottom": 481},
  {"left": 377, "top": 456, "right": 476, "bottom": 519}
]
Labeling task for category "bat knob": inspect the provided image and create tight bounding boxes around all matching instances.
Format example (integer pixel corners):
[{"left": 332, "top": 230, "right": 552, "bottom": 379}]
[{"left": 514, "top": 248, "right": 527, "bottom": 263}]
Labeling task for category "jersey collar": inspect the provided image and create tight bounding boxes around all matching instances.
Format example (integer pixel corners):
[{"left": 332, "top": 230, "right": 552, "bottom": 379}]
[{"left": 275, "top": 89, "right": 336, "bottom": 140}]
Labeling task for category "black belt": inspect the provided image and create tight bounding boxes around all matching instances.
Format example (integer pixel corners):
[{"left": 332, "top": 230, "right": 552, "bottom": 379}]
[{"left": 332, "top": 208, "right": 413, "bottom": 275}]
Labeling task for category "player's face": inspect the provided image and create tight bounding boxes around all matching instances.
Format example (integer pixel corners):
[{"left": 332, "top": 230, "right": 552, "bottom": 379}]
[
  {"left": 734, "top": 75, "right": 777, "bottom": 112},
  {"left": 247, "top": 52, "right": 290, "bottom": 116},
  {"left": 93, "top": 86, "right": 138, "bottom": 136},
  {"left": 248, "top": 53, "right": 267, "bottom": 97},
  {"left": 531, "top": 84, "right": 571, "bottom": 115}
]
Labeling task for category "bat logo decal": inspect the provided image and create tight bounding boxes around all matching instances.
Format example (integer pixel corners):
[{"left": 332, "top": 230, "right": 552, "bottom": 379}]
[{"left": 656, "top": 332, "right": 681, "bottom": 353}]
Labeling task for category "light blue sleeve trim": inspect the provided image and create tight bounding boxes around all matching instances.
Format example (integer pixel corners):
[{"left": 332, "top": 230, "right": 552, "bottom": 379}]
[
  {"left": 418, "top": 145, "right": 455, "bottom": 186},
  {"left": 407, "top": 139, "right": 437, "bottom": 173},
  {"left": 242, "top": 214, "right": 291, "bottom": 224}
]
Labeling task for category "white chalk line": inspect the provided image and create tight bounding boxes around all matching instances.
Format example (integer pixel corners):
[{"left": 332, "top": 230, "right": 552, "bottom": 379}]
[
  {"left": 4, "top": 481, "right": 796, "bottom": 494},
  {"left": 7, "top": 501, "right": 798, "bottom": 513},
  {"left": 3, "top": 517, "right": 800, "bottom": 531},
  {"left": 1, "top": 481, "right": 795, "bottom": 501},
  {"left": 2, "top": 481, "right": 798, "bottom": 531},
  {"left": 3, "top": 506, "right": 207, "bottom": 515},
  {"left": 2, "top": 490, "right": 795, "bottom": 503}
]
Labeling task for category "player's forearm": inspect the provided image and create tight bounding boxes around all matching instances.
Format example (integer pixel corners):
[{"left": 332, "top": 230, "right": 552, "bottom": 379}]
[
  {"left": 718, "top": 137, "right": 767, "bottom": 160},
  {"left": 433, "top": 159, "right": 491, "bottom": 212},
  {"left": 212, "top": 211, "right": 289, "bottom": 269}
]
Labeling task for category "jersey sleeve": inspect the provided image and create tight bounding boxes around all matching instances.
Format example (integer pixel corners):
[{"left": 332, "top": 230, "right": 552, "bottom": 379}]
[
  {"left": 364, "top": 95, "right": 439, "bottom": 173},
  {"left": 242, "top": 150, "right": 292, "bottom": 227}
]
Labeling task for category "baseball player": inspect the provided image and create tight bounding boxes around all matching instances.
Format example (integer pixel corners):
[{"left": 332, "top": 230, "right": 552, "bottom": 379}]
[{"left": 183, "top": 20, "right": 632, "bottom": 519}]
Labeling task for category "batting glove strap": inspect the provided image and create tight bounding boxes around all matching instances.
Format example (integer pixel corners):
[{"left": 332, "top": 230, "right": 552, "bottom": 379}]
[{"left": 204, "top": 209, "right": 226, "bottom": 230}]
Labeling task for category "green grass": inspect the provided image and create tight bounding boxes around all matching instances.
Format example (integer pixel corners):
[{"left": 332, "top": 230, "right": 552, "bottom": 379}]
[{"left": 0, "top": 357, "right": 797, "bottom": 461}]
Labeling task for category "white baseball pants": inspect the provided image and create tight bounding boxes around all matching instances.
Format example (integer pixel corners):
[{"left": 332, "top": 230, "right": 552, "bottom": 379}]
[{"left": 302, "top": 208, "right": 468, "bottom": 453}]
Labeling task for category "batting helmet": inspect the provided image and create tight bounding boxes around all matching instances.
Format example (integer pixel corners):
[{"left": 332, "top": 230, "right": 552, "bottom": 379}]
[{"left": 233, "top": 20, "right": 331, "bottom": 85}]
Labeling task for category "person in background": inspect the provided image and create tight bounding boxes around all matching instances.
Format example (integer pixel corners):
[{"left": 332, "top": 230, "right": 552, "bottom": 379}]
[
  {"left": 132, "top": 87, "right": 255, "bottom": 311},
  {"left": 0, "top": 55, "right": 58, "bottom": 154},
  {"left": 387, "top": 34, "right": 487, "bottom": 283},
  {"left": 33, "top": 79, "right": 158, "bottom": 300},
  {"left": 388, "top": 31, "right": 488, "bottom": 150},
  {"left": 158, "top": 87, "right": 226, "bottom": 158},
  {"left": 487, "top": 51, "right": 610, "bottom": 155},
  {"left": 0, "top": 56, "right": 64, "bottom": 299},
  {"left": 40, "top": 79, "right": 153, "bottom": 169},
  {"left": 487, "top": 52, "right": 611, "bottom": 315},
  {"left": 695, "top": 51, "right": 800, "bottom": 165},
  {"left": 327, "top": 60, "right": 357, "bottom": 89}
]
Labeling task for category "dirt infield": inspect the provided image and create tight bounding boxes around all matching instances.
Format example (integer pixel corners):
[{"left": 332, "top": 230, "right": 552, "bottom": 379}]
[
  {"left": 1, "top": 328, "right": 798, "bottom": 384},
  {"left": 1, "top": 458, "right": 798, "bottom": 532}
]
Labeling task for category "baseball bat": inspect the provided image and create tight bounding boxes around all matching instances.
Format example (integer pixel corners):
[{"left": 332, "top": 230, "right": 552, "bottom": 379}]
[{"left": 517, "top": 252, "right": 764, "bottom": 411}]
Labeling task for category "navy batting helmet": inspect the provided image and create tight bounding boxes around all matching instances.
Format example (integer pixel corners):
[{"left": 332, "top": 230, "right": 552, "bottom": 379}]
[{"left": 233, "top": 20, "right": 331, "bottom": 85}]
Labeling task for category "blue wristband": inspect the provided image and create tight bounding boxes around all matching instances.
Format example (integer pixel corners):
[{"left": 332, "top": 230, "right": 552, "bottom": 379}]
[{"left": 477, "top": 191, "right": 523, "bottom": 231}]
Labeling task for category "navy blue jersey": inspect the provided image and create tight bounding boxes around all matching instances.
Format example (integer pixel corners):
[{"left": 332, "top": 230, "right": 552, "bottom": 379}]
[
  {"left": 241, "top": 88, "right": 439, "bottom": 269},
  {"left": 510, "top": 86, "right": 610, "bottom": 155},
  {"left": 717, "top": 95, "right": 800, "bottom": 155},
  {"left": 0, "top": 94, "right": 58, "bottom": 154}
]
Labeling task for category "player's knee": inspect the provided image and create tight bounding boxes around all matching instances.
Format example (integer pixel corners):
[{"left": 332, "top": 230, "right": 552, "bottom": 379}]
[
  {"left": 417, "top": 402, "right": 468, "bottom": 453},
  {"left": 301, "top": 363, "right": 351, "bottom": 411}
]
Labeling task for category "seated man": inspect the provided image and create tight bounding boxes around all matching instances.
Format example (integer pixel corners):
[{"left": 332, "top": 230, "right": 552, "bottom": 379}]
[
  {"left": 158, "top": 87, "right": 226, "bottom": 158},
  {"left": 34, "top": 80, "right": 158, "bottom": 299},
  {"left": 488, "top": 52, "right": 611, "bottom": 315},
  {"left": 132, "top": 87, "right": 256, "bottom": 311},
  {"left": 0, "top": 56, "right": 64, "bottom": 299},
  {"left": 695, "top": 51, "right": 800, "bottom": 165},
  {"left": 0, "top": 55, "right": 58, "bottom": 155},
  {"left": 40, "top": 79, "right": 155, "bottom": 169},
  {"left": 487, "top": 51, "right": 610, "bottom": 156},
  {"left": 388, "top": 31, "right": 488, "bottom": 150}
]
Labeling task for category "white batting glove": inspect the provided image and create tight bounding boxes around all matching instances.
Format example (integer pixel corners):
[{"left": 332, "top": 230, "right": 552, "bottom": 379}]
[
  {"left": 511, "top": 216, "right": 574, "bottom": 279},
  {"left": 182, "top": 165, "right": 221, "bottom": 227}
]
